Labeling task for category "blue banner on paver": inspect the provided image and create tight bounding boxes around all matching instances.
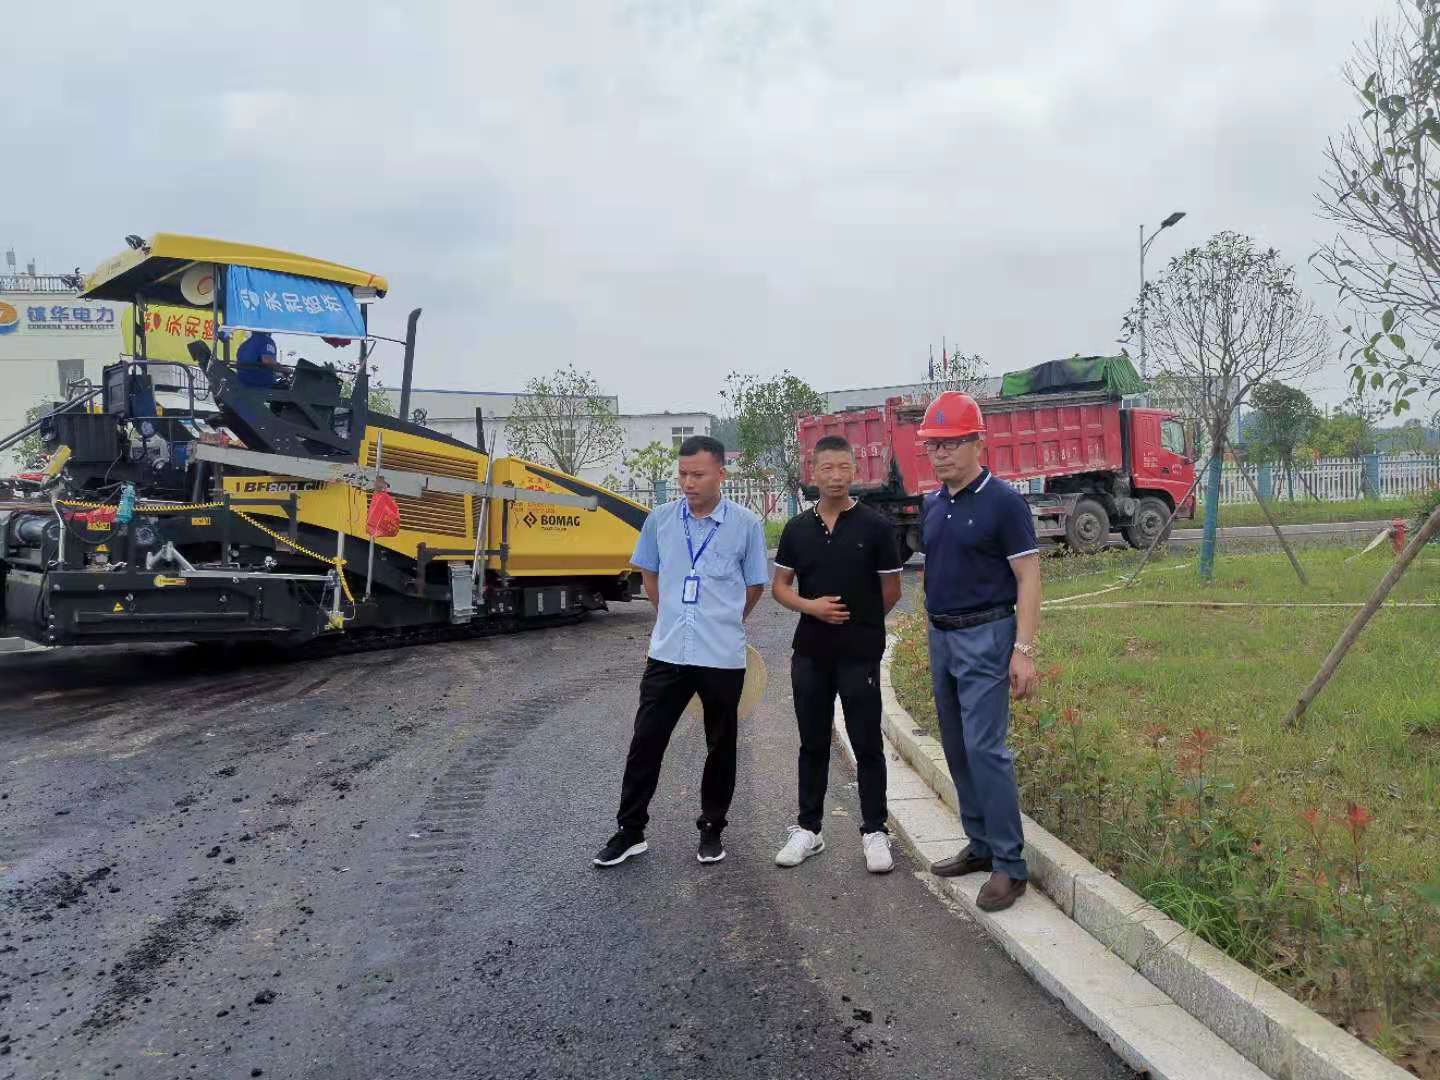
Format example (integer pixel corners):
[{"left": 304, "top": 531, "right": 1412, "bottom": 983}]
[{"left": 224, "top": 266, "right": 365, "bottom": 339}]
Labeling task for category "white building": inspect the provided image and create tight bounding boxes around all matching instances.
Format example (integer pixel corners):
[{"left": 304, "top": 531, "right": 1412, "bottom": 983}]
[
  {"left": 1, "top": 271, "right": 126, "bottom": 469},
  {"left": 598, "top": 411, "right": 713, "bottom": 486},
  {"left": 377, "top": 385, "right": 711, "bottom": 486}
]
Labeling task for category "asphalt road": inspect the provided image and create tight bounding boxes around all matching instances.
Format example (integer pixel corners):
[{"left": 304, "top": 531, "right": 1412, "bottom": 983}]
[{"left": 0, "top": 572, "right": 1129, "bottom": 1080}]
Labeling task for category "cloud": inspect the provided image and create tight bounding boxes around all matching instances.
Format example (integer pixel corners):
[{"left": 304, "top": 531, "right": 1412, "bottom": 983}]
[{"left": 2, "top": 0, "right": 1393, "bottom": 411}]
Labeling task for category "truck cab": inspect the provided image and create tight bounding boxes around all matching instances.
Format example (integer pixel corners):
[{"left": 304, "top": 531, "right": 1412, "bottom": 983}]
[{"left": 1038, "top": 404, "right": 1196, "bottom": 553}]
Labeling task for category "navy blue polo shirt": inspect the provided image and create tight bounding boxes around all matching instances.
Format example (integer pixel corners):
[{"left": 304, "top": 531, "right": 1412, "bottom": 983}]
[{"left": 922, "top": 468, "right": 1038, "bottom": 615}]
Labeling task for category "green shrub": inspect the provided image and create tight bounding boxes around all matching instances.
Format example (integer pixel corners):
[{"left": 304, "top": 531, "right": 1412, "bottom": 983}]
[{"left": 1412, "top": 485, "right": 1440, "bottom": 541}]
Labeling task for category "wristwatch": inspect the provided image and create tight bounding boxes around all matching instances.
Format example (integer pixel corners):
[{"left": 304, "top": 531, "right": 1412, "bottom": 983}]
[{"left": 1013, "top": 640, "right": 1037, "bottom": 659}]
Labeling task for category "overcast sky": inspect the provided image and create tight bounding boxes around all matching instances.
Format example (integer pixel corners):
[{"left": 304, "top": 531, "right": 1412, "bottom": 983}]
[{"left": 4, "top": 1, "right": 1393, "bottom": 414}]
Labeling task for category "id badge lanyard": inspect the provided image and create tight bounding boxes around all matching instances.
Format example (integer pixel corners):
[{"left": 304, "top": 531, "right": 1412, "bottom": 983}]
[{"left": 681, "top": 503, "right": 720, "bottom": 604}]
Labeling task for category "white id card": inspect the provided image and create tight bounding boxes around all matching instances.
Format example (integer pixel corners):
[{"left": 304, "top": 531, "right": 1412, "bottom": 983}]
[{"left": 682, "top": 573, "right": 701, "bottom": 604}]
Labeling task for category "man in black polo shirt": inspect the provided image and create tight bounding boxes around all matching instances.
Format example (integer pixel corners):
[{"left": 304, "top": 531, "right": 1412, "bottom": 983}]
[
  {"left": 771, "top": 435, "right": 904, "bottom": 874},
  {"left": 918, "top": 392, "right": 1041, "bottom": 913}
]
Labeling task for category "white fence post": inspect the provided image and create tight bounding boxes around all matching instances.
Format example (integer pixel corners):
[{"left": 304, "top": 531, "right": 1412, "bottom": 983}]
[{"left": 1198, "top": 454, "right": 1440, "bottom": 505}]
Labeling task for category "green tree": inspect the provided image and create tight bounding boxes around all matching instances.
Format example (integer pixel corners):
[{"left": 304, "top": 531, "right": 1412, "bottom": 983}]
[
  {"left": 719, "top": 370, "right": 826, "bottom": 500},
  {"left": 1300, "top": 414, "right": 1370, "bottom": 458},
  {"left": 338, "top": 360, "right": 394, "bottom": 417},
  {"left": 13, "top": 402, "right": 49, "bottom": 469},
  {"left": 1121, "top": 232, "right": 1330, "bottom": 578},
  {"left": 622, "top": 440, "right": 678, "bottom": 489},
  {"left": 1316, "top": 0, "right": 1440, "bottom": 414},
  {"left": 1389, "top": 417, "right": 1431, "bottom": 453},
  {"left": 709, "top": 415, "right": 739, "bottom": 451},
  {"left": 1301, "top": 396, "right": 1384, "bottom": 459},
  {"left": 506, "top": 364, "right": 623, "bottom": 477},
  {"left": 1244, "top": 382, "right": 1319, "bottom": 498}
]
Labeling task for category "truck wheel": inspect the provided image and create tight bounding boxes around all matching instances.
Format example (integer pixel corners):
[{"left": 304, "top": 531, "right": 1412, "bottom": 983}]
[
  {"left": 1123, "top": 497, "right": 1172, "bottom": 550},
  {"left": 1064, "top": 498, "right": 1110, "bottom": 555}
]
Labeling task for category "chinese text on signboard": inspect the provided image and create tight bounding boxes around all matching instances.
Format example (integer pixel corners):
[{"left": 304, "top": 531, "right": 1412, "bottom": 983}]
[{"left": 23, "top": 304, "right": 118, "bottom": 331}]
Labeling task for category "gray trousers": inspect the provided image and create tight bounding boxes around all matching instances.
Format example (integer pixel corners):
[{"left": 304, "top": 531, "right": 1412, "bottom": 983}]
[{"left": 927, "top": 616, "right": 1028, "bottom": 880}]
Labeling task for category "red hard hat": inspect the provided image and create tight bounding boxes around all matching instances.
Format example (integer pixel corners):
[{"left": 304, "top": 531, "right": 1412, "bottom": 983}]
[{"left": 916, "top": 391, "right": 984, "bottom": 439}]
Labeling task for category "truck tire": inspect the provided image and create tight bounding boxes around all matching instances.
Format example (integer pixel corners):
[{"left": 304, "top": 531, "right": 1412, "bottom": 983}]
[
  {"left": 1064, "top": 498, "right": 1110, "bottom": 555},
  {"left": 1122, "top": 497, "right": 1172, "bottom": 551}
]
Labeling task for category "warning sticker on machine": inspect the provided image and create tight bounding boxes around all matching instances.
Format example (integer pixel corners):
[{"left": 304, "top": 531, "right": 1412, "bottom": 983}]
[{"left": 153, "top": 576, "right": 187, "bottom": 587}]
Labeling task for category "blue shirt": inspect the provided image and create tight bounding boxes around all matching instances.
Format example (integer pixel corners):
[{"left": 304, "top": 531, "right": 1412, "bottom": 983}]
[
  {"left": 631, "top": 498, "right": 770, "bottom": 669},
  {"left": 922, "top": 468, "right": 1038, "bottom": 615}
]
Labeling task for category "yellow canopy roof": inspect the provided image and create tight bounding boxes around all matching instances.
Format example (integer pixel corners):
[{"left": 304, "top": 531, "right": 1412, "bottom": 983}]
[{"left": 81, "top": 233, "right": 389, "bottom": 302}]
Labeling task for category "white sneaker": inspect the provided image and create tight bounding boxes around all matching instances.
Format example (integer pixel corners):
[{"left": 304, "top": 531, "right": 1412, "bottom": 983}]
[
  {"left": 863, "top": 831, "right": 894, "bottom": 874},
  {"left": 775, "top": 826, "right": 825, "bottom": 867}
]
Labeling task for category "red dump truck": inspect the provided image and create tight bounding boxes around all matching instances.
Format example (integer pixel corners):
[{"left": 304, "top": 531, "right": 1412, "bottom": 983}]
[{"left": 798, "top": 369, "right": 1197, "bottom": 559}]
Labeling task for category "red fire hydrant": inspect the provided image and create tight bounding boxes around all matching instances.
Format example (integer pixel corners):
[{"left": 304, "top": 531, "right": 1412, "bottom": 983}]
[{"left": 1392, "top": 518, "right": 1407, "bottom": 554}]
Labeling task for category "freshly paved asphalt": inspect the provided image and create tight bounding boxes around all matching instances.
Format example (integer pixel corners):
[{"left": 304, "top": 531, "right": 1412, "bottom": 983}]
[{"left": 1, "top": 575, "right": 1129, "bottom": 1079}]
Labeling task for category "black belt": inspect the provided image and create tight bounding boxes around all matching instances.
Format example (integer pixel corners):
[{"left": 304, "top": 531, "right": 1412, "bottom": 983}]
[{"left": 929, "top": 605, "right": 1014, "bottom": 631}]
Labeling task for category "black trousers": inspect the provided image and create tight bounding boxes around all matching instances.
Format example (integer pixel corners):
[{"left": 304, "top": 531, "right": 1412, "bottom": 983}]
[
  {"left": 617, "top": 658, "right": 746, "bottom": 834},
  {"left": 792, "top": 653, "right": 888, "bottom": 835}
]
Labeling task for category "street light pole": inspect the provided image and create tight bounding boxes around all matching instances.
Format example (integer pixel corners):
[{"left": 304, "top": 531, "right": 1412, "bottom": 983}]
[
  {"left": 1139, "top": 224, "right": 1148, "bottom": 382},
  {"left": 1137, "top": 210, "right": 1187, "bottom": 384}
]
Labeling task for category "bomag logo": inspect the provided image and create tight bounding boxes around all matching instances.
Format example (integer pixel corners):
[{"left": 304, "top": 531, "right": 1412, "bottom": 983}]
[
  {"left": 0, "top": 300, "right": 18, "bottom": 336},
  {"left": 516, "top": 482, "right": 580, "bottom": 531},
  {"left": 238, "top": 480, "right": 327, "bottom": 494}
]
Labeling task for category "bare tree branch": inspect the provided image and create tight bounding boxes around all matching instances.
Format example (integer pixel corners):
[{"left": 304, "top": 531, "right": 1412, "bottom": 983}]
[
  {"left": 1123, "top": 231, "right": 1330, "bottom": 458},
  {"left": 1315, "top": 0, "right": 1440, "bottom": 412}
]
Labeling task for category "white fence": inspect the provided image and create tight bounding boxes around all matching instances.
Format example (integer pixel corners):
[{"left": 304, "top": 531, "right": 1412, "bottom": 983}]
[
  {"left": 1205, "top": 455, "right": 1440, "bottom": 504},
  {"left": 617, "top": 479, "right": 795, "bottom": 521},
  {"left": 611, "top": 455, "right": 1440, "bottom": 519}
]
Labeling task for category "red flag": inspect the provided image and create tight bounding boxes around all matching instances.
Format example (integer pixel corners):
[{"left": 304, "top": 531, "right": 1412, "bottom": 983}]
[{"left": 366, "top": 491, "right": 401, "bottom": 537}]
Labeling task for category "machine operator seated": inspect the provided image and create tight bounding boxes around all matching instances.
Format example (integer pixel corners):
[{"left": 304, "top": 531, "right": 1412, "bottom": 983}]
[{"left": 235, "top": 332, "right": 286, "bottom": 389}]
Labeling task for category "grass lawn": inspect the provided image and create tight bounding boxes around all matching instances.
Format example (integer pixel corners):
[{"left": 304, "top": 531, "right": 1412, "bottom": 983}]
[
  {"left": 1215, "top": 497, "right": 1414, "bottom": 529},
  {"left": 891, "top": 548, "right": 1440, "bottom": 1071}
]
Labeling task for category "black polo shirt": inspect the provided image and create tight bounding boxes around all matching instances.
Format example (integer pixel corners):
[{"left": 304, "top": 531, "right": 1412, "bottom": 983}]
[
  {"left": 775, "top": 501, "right": 904, "bottom": 662},
  {"left": 922, "top": 468, "right": 1038, "bottom": 615}
]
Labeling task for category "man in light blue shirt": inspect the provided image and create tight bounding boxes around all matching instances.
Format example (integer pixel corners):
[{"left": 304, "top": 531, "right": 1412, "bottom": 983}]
[{"left": 594, "top": 435, "right": 769, "bottom": 868}]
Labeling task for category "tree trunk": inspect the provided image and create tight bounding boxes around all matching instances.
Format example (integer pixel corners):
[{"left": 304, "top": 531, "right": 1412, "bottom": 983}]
[
  {"left": 1235, "top": 457, "right": 1308, "bottom": 585},
  {"left": 1283, "top": 503, "right": 1440, "bottom": 728},
  {"left": 1199, "top": 438, "right": 1225, "bottom": 580}
]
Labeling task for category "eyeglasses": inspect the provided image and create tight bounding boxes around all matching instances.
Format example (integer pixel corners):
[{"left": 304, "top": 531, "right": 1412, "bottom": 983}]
[{"left": 922, "top": 436, "right": 979, "bottom": 454}]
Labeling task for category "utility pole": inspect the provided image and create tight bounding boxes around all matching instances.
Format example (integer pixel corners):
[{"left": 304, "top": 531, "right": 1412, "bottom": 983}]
[{"left": 1138, "top": 210, "right": 1187, "bottom": 382}]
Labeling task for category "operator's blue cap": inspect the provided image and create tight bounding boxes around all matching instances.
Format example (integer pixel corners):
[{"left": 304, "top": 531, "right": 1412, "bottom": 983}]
[{"left": 236, "top": 332, "right": 277, "bottom": 364}]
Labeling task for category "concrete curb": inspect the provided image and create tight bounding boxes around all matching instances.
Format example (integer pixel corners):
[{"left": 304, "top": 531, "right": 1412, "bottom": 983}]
[
  {"left": 866, "top": 641, "right": 1407, "bottom": 1080},
  {"left": 0, "top": 636, "right": 46, "bottom": 655}
]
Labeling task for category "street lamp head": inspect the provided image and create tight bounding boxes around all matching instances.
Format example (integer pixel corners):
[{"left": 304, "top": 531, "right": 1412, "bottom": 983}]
[{"left": 1160, "top": 211, "right": 1186, "bottom": 229}]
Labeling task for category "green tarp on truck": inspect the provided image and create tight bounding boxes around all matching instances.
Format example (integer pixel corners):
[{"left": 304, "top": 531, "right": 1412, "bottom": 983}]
[{"left": 999, "top": 355, "right": 1144, "bottom": 399}]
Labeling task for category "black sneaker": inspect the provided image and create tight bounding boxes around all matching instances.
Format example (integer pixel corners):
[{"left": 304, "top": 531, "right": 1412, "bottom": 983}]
[
  {"left": 593, "top": 829, "right": 648, "bottom": 867},
  {"left": 697, "top": 828, "right": 725, "bottom": 864}
]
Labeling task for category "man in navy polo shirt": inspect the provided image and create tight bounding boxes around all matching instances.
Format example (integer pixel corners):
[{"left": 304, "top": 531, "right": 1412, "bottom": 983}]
[{"left": 918, "top": 391, "right": 1041, "bottom": 913}]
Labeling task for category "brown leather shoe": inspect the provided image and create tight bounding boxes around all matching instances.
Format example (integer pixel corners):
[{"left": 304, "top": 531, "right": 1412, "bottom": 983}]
[
  {"left": 976, "top": 871, "right": 1027, "bottom": 912},
  {"left": 930, "top": 846, "right": 993, "bottom": 878}
]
